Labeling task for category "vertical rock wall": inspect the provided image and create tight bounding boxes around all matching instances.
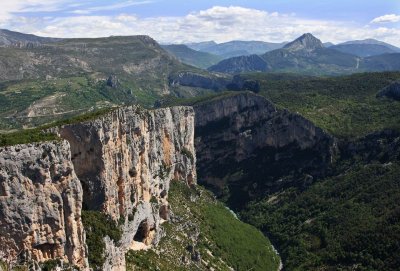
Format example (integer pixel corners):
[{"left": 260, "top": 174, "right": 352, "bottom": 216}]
[
  {"left": 60, "top": 105, "right": 196, "bottom": 270},
  {"left": 0, "top": 141, "right": 88, "bottom": 269},
  {"left": 0, "top": 105, "right": 196, "bottom": 271}
]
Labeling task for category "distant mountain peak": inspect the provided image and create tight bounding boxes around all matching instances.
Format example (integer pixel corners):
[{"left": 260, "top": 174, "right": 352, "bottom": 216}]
[{"left": 283, "top": 33, "right": 323, "bottom": 51}]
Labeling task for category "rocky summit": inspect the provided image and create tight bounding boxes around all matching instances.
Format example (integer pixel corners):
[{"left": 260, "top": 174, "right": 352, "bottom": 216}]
[{"left": 283, "top": 33, "right": 324, "bottom": 51}]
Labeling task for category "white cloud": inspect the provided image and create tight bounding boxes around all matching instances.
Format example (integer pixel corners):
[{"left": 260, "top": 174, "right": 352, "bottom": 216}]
[
  {"left": 371, "top": 14, "right": 400, "bottom": 24},
  {"left": 1, "top": 5, "right": 400, "bottom": 47},
  {"left": 71, "top": 1, "right": 153, "bottom": 15}
]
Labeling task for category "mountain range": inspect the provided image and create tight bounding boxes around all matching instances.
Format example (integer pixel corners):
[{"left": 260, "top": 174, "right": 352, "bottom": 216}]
[{"left": 208, "top": 33, "right": 400, "bottom": 75}]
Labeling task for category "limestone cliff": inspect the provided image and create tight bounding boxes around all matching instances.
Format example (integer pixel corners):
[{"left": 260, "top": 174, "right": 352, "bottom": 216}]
[
  {"left": 59, "top": 105, "right": 196, "bottom": 270},
  {"left": 0, "top": 105, "right": 196, "bottom": 270},
  {"left": 193, "top": 93, "right": 335, "bottom": 208},
  {"left": 0, "top": 141, "right": 88, "bottom": 269}
]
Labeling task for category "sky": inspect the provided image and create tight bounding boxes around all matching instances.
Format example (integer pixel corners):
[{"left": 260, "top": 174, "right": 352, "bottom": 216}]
[{"left": 0, "top": 0, "right": 399, "bottom": 46}]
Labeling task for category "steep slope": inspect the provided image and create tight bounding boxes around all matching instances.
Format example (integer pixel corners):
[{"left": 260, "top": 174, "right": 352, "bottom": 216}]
[
  {"left": 188, "top": 72, "right": 400, "bottom": 270},
  {"left": 125, "top": 182, "right": 280, "bottom": 271},
  {"left": 242, "top": 130, "right": 400, "bottom": 271},
  {"left": 193, "top": 92, "right": 335, "bottom": 209},
  {"left": 162, "top": 44, "right": 222, "bottom": 68},
  {"left": 0, "top": 29, "right": 60, "bottom": 48}
]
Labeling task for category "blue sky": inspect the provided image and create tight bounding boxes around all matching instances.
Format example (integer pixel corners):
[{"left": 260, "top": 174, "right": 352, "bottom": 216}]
[{"left": 1, "top": 0, "right": 399, "bottom": 45}]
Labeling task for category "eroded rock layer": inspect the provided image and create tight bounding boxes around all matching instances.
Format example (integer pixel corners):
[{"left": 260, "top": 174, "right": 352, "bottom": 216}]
[
  {"left": 59, "top": 105, "right": 196, "bottom": 270},
  {"left": 0, "top": 105, "right": 196, "bottom": 270},
  {"left": 0, "top": 141, "right": 88, "bottom": 269}
]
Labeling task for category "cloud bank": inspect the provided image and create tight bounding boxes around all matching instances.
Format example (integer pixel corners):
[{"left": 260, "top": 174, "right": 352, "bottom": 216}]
[
  {"left": 371, "top": 14, "right": 400, "bottom": 24},
  {"left": 1, "top": 4, "right": 400, "bottom": 46}
]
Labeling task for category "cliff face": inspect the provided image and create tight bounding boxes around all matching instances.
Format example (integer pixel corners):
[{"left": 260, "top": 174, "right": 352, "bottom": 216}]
[
  {"left": 0, "top": 105, "right": 196, "bottom": 270},
  {"left": 0, "top": 141, "right": 88, "bottom": 269},
  {"left": 194, "top": 93, "right": 335, "bottom": 208},
  {"left": 59, "top": 105, "right": 196, "bottom": 270}
]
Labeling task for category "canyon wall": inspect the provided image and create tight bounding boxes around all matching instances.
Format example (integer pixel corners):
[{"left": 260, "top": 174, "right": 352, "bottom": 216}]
[
  {"left": 0, "top": 141, "right": 88, "bottom": 269},
  {"left": 193, "top": 93, "right": 336, "bottom": 208},
  {"left": 0, "top": 105, "right": 196, "bottom": 270}
]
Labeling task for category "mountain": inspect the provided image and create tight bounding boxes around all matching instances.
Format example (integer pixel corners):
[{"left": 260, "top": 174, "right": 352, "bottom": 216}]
[
  {"left": 330, "top": 43, "right": 399, "bottom": 57},
  {"left": 0, "top": 32, "right": 230, "bottom": 130},
  {"left": 161, "top": 44, "right": 223, "bottom": 68},
  {"left": 0, "top": 28, "right": 60, "bottom": 48},
  {"left": 185, "top": 40, "right": 217, "bottom": 51},
  {"left": 208, "top": 54, "right": 269, "bottom": 73},
  {"left": 323, "top": 42, "right": 335, "bottom": 47},
  {"left": 208, "top": 33, "right": 400, "bottom": 75},
  {"left": 282, "top": 33, "right": 324, "bottom": 51},
  {"left": 360, "top": 53, "right": 400, "bottom": 71},
  {"left": 340, "top": 38, "right": 400, "bottom": 52},
  {"left": 190, "top": 40, "right": 286, "bottom": 58},
  {"left": 208, "top": 33, "right": 358, "bottom": 75}
]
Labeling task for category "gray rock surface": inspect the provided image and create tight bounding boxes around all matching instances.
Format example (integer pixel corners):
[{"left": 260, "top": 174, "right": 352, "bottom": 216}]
[
  {"left": 59, "top": 105, "right": 196, "bottom": 270},
  {"left": 0, "top": 141, "right": 88, "bottom": 269},
  {"left": 0, "top": 105, "right": 196, "bottom": 271}
]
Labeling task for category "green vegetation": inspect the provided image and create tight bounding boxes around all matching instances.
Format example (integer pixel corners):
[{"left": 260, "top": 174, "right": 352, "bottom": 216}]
[
  {"left": 81, "top": 211, "right": 122, "bottom": 270},
  {"left": 181, "top": 147, "right": 194, "bottom": 163},
  {"left": 244, "top": 71, "right": 400, "bottom": 138},
  {"left": 0, "top": 107, "right": 116, "bottom": 147},
  {"left": 241, "top": 162, "right": 400, "bottom": 271},
  {"left": 0, "top": 128, "right": 58, "bottom": 147},
  {"left": 126, "top": 181, "right": 280, "bottom": 271}
]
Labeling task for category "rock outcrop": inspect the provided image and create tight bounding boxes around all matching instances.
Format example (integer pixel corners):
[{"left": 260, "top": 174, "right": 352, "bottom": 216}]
[
  {"left": 0, "top": 141, "right": 88, "bottom": 269},
  {"left": 59, "top": 105, "right": 196, "bottom": 270},
  {"left": 0, "top": 105, "right": 196, "bottom": 270},
  {"left": 193, "top": 93, "right": 335, "bottom": 208},
  {"left": 169, "top": 71, "right": 229, "bottom": 91}
]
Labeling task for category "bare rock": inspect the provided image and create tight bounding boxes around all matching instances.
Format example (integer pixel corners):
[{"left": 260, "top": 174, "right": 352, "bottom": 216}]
[{"left": 0, "top": 141, "right": 88, "bottom": 270}]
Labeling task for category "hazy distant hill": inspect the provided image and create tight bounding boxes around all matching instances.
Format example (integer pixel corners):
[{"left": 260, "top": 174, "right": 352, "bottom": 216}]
[
  {"left": 340, "top": 38, "right": 400, "bottom": 52},
  {"left": 187, "top": 40, "right": 286, "bottom": 58},
  {"left": 331, "top": 43, "right": 399, "bottom": 57},
  {"left": 162, "top": 44, "right": 223, "bottom": 68},
  {"left": 185, "top": 41, "right": 217, "bottom": 51}
]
